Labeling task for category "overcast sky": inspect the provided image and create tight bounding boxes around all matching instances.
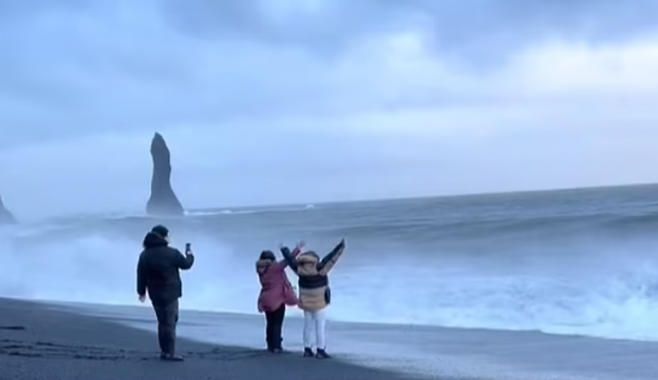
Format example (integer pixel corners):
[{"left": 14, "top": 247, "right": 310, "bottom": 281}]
[{"left": 0, "top": 0, "right": 658, "bottom": 220}]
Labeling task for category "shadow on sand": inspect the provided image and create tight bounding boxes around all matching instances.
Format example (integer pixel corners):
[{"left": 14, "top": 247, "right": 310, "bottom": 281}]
[{"left": 0, "top": 297, "right": 421, "bottom": 380}]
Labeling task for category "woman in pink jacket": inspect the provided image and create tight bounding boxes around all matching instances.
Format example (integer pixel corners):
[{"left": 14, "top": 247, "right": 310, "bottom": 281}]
[{"left": 255, "top": 243, "right": 302, "bottom": 353}]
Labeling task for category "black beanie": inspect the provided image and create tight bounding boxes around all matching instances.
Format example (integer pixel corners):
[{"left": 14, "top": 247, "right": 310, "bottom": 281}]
[{"left": 151, "top": 224, "right": 169, "bottom": 238}]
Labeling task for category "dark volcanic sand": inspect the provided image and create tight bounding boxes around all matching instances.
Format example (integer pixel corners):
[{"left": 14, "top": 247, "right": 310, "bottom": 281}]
[
  {"left": 3, "top": 297, "right": 657, "bottom": 380},
  {"left": 0, "top": 297, "right": 423, "bottom": 380}
]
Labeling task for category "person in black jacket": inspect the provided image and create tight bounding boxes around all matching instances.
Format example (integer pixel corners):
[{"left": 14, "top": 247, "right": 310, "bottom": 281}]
[{"left": 136, "top": 225, "right": 194, "bottom": 362}]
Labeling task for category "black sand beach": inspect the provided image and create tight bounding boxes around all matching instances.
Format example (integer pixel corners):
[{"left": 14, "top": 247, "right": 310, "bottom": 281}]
[
  {"left": 0, "top": 297, "right": 421, "bottom": 380},
  {"left": 1, "top": 297, "right": 657, "bottom": 380}
]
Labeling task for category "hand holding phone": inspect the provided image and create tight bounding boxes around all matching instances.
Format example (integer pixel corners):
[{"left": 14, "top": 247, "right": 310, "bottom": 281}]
[{"left": 185, "top": 243, "right": 192, "bottom": 255}]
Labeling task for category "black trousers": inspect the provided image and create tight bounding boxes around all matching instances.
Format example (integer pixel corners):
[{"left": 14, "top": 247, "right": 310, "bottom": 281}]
[
  {"left": 264, "top": 303, "right": 286, "bottom": 350},
  {"left": 152, "top": 298, "right": 179, "bottom": 354}
]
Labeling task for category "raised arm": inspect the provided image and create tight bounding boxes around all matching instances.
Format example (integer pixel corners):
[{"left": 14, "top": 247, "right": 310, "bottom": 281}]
[
  {"left": 277, "top": 245, "right": 302, "bottom": 268},
  {"left": 318, "top": 239, "right": 346, "bottom": 275},
  {"left": 136, "top": 253, "right": 147, "bottom": 297},
  {"left": 174, "top": 248, "right": 195, "bottom": 270},
  {"left": 280, "top": 246, "right": 299, "bottom": 273}
]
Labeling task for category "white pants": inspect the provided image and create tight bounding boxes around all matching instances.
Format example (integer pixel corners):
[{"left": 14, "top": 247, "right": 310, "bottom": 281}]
[{"left": 303, "top": 309, "right": 327, "bottom": 349}]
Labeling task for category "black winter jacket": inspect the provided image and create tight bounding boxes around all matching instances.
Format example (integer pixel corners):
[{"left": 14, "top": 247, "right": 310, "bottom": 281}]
[{"left": 136, "top": 232, "right": 194, "bottom": 303}]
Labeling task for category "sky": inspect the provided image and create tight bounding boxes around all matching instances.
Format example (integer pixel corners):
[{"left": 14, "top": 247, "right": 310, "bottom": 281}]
[{"left": 1, "top": 0, "right": 658, "bottom": 220}]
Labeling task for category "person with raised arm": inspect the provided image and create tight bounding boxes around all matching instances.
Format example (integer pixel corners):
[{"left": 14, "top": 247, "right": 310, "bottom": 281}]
[
  {"left": 136, "top": 225, "right": 194, "bottom": 362},
  {"left": 255, "top": 242, "right": 303, "bottom": 353},
  {"left": 280, "top": 238, "right": 346, "bottom": 359}
]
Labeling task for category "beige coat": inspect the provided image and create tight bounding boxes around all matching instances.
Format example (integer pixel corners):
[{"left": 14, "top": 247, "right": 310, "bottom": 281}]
[{"left": 289, "top": 241, "right": 345, "bottom": 312}]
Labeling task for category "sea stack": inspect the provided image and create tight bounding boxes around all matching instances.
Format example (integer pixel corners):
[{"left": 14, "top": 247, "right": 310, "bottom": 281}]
[
  {"left": 146, "top": 132, "right": 184, "bottom": 216},
  {"left": 0, "top": 193, "right": 17, "bottom": 224}
]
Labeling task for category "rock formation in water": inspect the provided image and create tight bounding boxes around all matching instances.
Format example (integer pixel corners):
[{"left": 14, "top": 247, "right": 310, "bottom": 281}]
[
  {"left": 146, "top": 132, "right": 184, "bottom": 216},
  {"left": 0, "top": 193, "right": 17, "bottom": 224}
]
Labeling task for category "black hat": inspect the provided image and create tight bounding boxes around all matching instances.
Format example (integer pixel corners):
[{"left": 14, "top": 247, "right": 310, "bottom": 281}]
[{"left": 151, "top": 225, "right": 169, "bottom": 238}]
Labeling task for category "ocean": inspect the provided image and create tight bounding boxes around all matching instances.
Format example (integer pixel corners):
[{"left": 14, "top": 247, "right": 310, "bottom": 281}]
[{"left": 2, "top": 183, "right": 658, "bottom": 343}]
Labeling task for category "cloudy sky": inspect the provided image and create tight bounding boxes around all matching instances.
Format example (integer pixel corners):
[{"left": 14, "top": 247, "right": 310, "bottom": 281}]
[{"left": 0, "top": 0, "right": 657, "bottom": 220}]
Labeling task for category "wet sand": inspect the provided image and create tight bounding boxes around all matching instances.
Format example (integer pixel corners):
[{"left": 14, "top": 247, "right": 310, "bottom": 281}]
[{"left": 1, "top": 297, "right": 657, "bottom": 380}]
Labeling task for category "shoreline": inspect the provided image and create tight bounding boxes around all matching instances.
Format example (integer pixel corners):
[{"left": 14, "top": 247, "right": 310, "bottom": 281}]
[
  {"left": 11, "top": 295, "right": 653, "bottom": 344},
  {"left": 2, "top": 297, "right": 657, "bottom": 380}
]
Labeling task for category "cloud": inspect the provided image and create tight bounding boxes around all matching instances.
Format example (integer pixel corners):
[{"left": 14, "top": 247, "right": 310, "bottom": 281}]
[
  {"left": 0, "top": 0, "right": 657, "bottom": 219},
  {"left": 161, "top": 0, "right": 658, "bottom": 60}
]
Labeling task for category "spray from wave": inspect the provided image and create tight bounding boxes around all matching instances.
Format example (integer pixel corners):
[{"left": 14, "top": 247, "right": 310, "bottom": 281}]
[{"left": 1, "top": 207, "right": 658, "bottom": 342}]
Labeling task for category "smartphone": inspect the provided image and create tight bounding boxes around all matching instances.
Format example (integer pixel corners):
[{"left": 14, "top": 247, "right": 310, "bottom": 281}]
[{"left": 185, "top": 243, "right": 191, "bottom": 254}]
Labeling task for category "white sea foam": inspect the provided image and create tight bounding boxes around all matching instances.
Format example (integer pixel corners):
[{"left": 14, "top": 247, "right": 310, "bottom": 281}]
[{"left": 1, "top": 218, "right": 658, "bottom": 342}]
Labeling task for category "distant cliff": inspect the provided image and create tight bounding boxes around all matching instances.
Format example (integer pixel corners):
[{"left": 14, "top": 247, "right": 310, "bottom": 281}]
[
  {"left": 146, "top": 132, "right": 184, "bottom": 216},
  {"left": 0, "top": 193, "right": 17, "bottom": 224}
]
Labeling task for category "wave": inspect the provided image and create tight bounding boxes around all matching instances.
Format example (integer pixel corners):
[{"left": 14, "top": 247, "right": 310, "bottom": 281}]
[
  {"left": 324, "top": 210, "right": 658, "bottom": 244},
  {"left": 2, "top": 209, "right": 658, "bottom": 342},
  {"left": 185, "top": 204, "right": 317, "bottom": 217}
]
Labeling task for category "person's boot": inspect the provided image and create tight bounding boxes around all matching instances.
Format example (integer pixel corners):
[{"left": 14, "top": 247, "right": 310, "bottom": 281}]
[
  {"left": 266, "top": 338, "right": 282, "bottom": 353},
  {"left": 303, "top": 347, "right": 314, "bottom": 357},
  {"left": 160, "top": 352, "right": 184, "bottom": 362},
  {"left": 272, "top": 337, "right": 283, "bottom": 353},
  {"left": 315, "top": 348, "right": 331, "bottom": 359}
]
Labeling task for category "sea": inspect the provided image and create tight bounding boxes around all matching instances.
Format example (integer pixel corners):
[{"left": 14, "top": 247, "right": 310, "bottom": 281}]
[{"left": 1, "top": 183, "right": 658, "bottom": 343}]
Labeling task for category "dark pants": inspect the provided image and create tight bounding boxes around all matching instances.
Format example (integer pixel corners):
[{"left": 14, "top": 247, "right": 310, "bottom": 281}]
[
  {"left": 152, "top": 298, "right": 179, "bottom": 354},
  {"left": 264, "top": 303, "right": 286, "bottom": 350}
]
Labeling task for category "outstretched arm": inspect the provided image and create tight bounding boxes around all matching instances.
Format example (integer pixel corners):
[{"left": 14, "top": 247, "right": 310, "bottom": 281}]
[
  {"left": 277, "top": 242, "right": 303, "bottom": 267},
  {"left": 318, "top": 239, "right": 346, "bottom": 275},
  {"left": 136, "top": 254, "right": 147, "bottom": 297},
  {"left": 280, "top": 246, "right": 299, "bottom": 273}
]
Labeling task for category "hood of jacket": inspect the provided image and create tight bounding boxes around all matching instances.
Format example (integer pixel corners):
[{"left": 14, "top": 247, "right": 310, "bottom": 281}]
[
  {"left": 296, "top": 251, "right": 319, "bottom": 264},
  {"left": 142, "top": 232, "right": 168, "bottom": 249},
  {"left": 296, "top": 251, "right": 320, "bottom": 276},
  {"left": 256, "top": 259, "right": 274, "bottom": 275}
]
